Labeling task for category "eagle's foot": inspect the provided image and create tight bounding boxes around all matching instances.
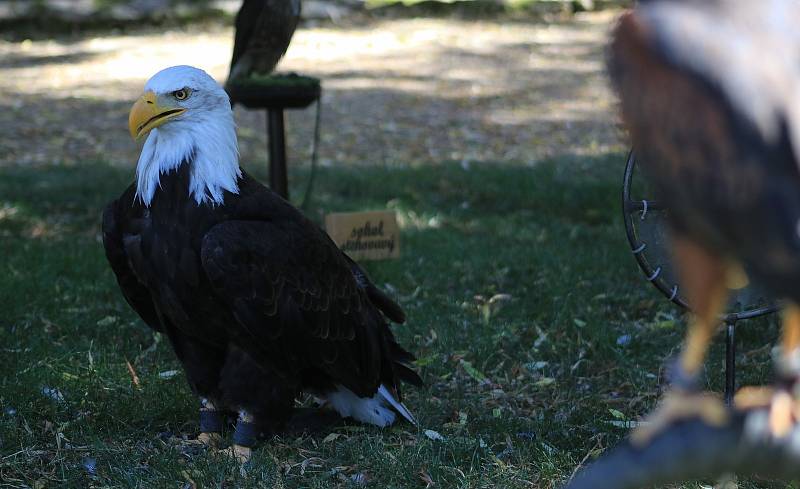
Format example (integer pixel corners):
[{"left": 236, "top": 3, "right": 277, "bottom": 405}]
[
  {"left": 631, "top": 391, "right": 728, "bottom": 446},
  {"left": 196, "top": 431, "right": 223, "bottom": 448},
  {"left": 219, "top": 444, "right": 252, "bottom": 464},
  {"left": 767, "top": 388, "right": 797, "bottom": 437},
  {"left": 212, "top": 409, "right": 257, "bottom": 464},
  {"left": 766, "top": 345, "right": 800, "bottom": 437},
  {"left": 733, "top": 385, "right": 774, "bottom": 409},
  {"left": 775, "top": 344, "right": 800, "bottom": 382},
  {"left": 736, "top": 384, "right": 800, "bottom": 439},
  {"left": 188, "top": 398, "right": 224, "bottom": 448}
]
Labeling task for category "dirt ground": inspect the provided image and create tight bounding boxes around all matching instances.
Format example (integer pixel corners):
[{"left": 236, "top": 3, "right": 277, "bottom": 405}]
[{"left": 0, "top": 12, "right": 625, "bottom": 170}]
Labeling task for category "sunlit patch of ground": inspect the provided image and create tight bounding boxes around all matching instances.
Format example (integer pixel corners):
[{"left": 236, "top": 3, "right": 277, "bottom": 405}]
[{"left": 0, "top": 12, "right": 625, "bottom": 170}]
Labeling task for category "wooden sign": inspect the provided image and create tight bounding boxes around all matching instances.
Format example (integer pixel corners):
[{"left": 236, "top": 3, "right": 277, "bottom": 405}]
[{"left": 325, "top": 211, "right": 400, "bottom": 261}]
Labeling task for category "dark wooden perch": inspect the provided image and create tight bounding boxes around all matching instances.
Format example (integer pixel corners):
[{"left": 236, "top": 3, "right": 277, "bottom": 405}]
[{"left": 226, "top": 74, "right": 321, "bottom": 199}]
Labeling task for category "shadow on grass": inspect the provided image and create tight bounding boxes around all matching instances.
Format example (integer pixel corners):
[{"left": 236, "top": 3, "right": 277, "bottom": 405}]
[{"left": 0, "top": 156, "right": 779, "bottom": 488}]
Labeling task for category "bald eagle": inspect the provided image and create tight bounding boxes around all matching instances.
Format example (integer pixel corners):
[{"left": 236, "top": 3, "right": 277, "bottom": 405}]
[
  {"left": 567, "top": 0, "right": 800, "bottom": 485},
  {"left": 103, "top": 65, "right": 421, "bottom": 460},
  {"left": 228, "top": 0, "right": 301, "bottom": 83}
]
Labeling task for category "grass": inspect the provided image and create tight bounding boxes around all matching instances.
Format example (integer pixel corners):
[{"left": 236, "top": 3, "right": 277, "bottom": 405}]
[{"left": 0, "top": 155, "right": 786, "bottom": 488}]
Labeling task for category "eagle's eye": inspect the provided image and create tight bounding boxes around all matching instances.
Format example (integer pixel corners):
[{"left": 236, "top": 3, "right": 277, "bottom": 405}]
[{"left": 172, "top": 88, "right": 190, "bottom": 101}]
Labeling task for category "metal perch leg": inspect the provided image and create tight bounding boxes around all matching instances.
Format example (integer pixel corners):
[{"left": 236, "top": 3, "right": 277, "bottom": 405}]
[
  {"left": 725, "top": 320, "right": 736, "bottom": 406},
  {"left": 267, "top": 108, "right": 288, "bottom": 199}
]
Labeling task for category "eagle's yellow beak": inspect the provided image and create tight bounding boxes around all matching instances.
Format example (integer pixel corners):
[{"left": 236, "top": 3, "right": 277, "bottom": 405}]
[{"left": 128, "top": 91, "right": 186, "bottom": 140}]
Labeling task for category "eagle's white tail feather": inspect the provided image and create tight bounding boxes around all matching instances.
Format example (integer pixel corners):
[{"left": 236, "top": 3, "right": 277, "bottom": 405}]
[
  {"left": 325, "top": 385, "right": 395, "bottom": 427},
  {"left": 325, "top": 384, "right": 417, "bottom": 428},
  {"left": 378, "top": 385, "right": 417, "bottom": 427}
]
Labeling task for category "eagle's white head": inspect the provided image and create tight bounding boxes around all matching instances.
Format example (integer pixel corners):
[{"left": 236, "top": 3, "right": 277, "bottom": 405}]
[{"left": 129, "top": 65, "right": 240, "bottom": 207}]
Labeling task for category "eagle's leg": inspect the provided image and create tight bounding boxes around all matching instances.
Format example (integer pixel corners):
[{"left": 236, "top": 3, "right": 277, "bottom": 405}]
[
  {"left": 633, "top": 237, "right": 730, "bottom": 444},
  {"left": 672, "top": 238, "right": 730, "bottom": 387},
  {"left": 777, "top": 305, "right": 800, "bottom": 377},
  {"left": 766, "top": 305, "right": 800, "bottom": 437},
  {"left": 162, "top": 330, "right": 227, "bottom": 447},
  {"left": 196, "top": 397, "right": 224, "bottom": 448},
  {"left": 736, "top": 306, "right": 800, "bottom": 436},
  {"left": 220, "top": 410, "right": 256, "bottom": 464},
  {"left": 216, "top": 346, "right": 299, "bottom": 463}
]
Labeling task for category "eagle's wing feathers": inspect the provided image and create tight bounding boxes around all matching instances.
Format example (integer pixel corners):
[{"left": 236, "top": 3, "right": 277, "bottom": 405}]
[
  {"left": 200, "top": 219, "right": 395, "bottom": 394},
  {"left": 346, "top": 256, "right": 406, "bottom": 324},
  {"left": 102, "top": 187, "right": 163, "bottom": 332}
]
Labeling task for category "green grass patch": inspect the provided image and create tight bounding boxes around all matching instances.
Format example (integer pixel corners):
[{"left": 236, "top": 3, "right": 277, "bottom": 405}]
[{"left": 0, "top": 156, "right": 781, "bottom": 487}]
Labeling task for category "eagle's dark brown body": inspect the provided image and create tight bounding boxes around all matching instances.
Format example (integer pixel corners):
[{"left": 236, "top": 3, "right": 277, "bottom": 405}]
[{"left": 102, "top": 159, "right": 420, "bottom": 433}]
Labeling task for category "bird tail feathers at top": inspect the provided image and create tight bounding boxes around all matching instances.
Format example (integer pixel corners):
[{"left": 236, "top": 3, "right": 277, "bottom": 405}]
[
  {"left": 347, "top": 257, "right": 406, "bottom": 323},
  {"left": 387, "top": 337, "right": 423, "bottom": 387},
  {"left": 378, "top": 385, "right": 417, "bottom": 426},
  {"left": 366, "top": 283, "right": 406, "bottom": 324}
]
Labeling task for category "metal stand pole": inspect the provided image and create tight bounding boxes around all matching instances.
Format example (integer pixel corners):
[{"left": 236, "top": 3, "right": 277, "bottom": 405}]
[
  {"left": 724, "top": 319, "right": 737, "bottom": 406},
  {"left": 267, "top": 108, "right": 289, "bottom": 199}
]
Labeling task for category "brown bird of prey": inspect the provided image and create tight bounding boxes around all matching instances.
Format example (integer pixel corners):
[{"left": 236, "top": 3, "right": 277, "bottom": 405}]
[
  {"left": 102, "top": 66, "right": 421, "bottom": 462},
  {"left": 566, "top": 1, "right": 800, "bottom": 487},
  {"left": 610, "top": 0, "right": 800, "bottom": 435},
  {"left": 228, "top": 0, "right": 301, "bottom": 82}
]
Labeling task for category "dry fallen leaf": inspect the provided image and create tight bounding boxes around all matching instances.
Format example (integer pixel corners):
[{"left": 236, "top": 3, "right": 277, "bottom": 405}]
[
  {"left": 424, "top": 429, "right": 446, "bottom": 442},
  {"left": 419, "top": 467, "right": 435, "bottom": 487},
  {"left": 460, "top": 360, "right": 488, "bottom": 383},
  {"left": 125, "top": 358, "right": 141, "bottom": 388},
  {"left": 322, "top": 432, "right": 341, "bottom": 443},
  {"left": 96, "top": 316, "right": 118, "bottom": 327},
  {"left": 350, "top": 472, "right": 369, "bottom": 485},
  {"left": 42, "top": 386, "right": 65, "bottom": 403},
  {"left": 158, "top": 370, "right": 180, "bottom": 379},
  {"left": 181, "top": 470, "right": 197, "bottom": 489}
]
